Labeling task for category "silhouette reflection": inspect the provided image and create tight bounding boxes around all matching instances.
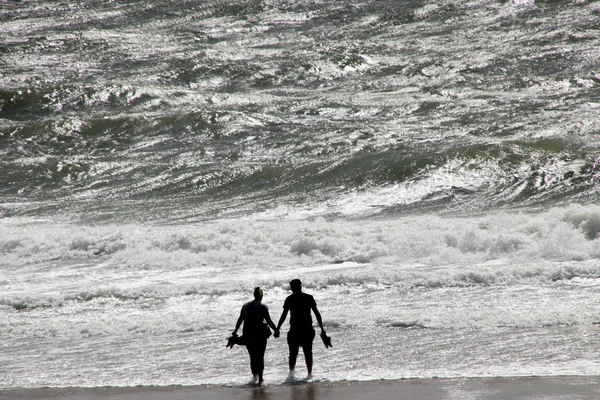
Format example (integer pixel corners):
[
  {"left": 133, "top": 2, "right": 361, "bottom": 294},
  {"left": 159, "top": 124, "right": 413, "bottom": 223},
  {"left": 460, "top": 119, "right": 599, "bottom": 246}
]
[
  {"left": 240, "top": 384, "right": 317, "bottom": 400},
  {"left": 250, "top": 386, "right": 270, "bottom": 400},
  {"left": 291, "top": 384, "right": 316, "bottom": 400}
]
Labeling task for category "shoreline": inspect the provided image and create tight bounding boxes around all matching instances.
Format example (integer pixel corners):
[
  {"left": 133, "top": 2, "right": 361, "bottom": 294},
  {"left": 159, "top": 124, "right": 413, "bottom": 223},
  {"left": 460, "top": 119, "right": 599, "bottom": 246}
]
[{"left": 2, "top": 375, "right": 600, "bottom": 400}]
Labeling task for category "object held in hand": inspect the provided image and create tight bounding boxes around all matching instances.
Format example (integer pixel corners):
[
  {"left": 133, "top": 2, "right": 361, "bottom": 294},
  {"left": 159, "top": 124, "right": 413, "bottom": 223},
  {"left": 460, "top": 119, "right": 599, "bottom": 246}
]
[
  {"left": 320, "top": 331, "right": 332, "bottom": 348},
  {"left": 226, "top": 332, "right": 246, "bottom": 348}
]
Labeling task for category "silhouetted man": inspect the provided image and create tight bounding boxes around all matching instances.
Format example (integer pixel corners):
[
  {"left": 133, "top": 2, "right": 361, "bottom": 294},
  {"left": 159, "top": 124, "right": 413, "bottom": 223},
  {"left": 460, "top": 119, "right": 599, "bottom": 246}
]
[{"left": 275, "top": 279, "right": 326, "bottom": 379}]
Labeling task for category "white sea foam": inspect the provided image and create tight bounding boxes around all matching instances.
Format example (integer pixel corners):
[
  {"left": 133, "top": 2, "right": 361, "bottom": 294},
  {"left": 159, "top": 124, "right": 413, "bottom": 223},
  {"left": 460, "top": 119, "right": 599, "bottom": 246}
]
[
  {"left": 2, "top": 205, "right": 600, "bottom": 312},
  {"left": 3, "top": 210, "right": 600, "bottom": 387}
]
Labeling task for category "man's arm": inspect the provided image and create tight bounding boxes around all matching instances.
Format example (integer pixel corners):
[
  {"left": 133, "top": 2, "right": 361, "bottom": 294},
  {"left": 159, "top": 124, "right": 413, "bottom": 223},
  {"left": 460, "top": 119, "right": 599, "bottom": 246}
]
[
  {"left": 276, "top": 307, "right": 288, "bottom": 331},
  {"left": 274, "top": 307, "right": 288, "bottom": 338},
  {"left": 312, "top": 304, "right": 325, "bottom": 333}
]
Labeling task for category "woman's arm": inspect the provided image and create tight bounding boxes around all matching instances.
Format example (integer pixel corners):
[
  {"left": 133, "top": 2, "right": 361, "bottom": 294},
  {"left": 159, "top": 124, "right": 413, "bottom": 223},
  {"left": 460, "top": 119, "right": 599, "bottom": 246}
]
[
  {"left": 264, "top": 309, "right": 278, "bottom": 332},
  {"left": 233, "top": 306, "right": 245, "bottom": 335}
]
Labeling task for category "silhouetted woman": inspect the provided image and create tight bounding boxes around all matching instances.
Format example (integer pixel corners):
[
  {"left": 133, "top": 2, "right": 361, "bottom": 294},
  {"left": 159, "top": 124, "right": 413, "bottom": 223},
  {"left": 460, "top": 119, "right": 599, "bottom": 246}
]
[{"left": 232, "top": 287, "right": 279, "bottom": 384}]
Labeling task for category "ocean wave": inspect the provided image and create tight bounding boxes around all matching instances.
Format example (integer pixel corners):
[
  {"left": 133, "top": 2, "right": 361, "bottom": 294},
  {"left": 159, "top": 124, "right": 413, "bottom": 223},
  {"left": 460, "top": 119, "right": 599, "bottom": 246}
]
[
  {"left": 2, "top": 260, "right": 596, "bottom": 314},
  {"left": 3, "top": 204, "right": 600, "bottom": 266},
  {"left": 2, "top": 205, "right": 600, "bottom": 316},
  {"left": 2, "top": 119, "right": 600, "bottom": 220},
  {"left": 2, "top": 0, "right": 600, "bottom": 221}
]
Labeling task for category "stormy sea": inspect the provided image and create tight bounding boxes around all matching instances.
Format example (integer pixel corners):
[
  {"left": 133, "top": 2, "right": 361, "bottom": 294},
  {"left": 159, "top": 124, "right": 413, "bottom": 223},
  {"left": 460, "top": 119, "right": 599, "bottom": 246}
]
[{"left": 1, "top": 0, "right": 600, "bottom": 388}]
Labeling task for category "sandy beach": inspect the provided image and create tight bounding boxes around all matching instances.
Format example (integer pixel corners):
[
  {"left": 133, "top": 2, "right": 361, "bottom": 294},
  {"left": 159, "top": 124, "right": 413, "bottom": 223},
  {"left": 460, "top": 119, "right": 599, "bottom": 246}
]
[{"left": 2, "top": 376, "right": 599, "bottom": 400}]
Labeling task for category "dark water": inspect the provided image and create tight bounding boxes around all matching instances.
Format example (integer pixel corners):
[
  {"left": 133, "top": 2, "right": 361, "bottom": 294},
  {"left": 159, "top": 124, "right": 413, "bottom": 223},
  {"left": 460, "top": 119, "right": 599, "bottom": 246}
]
[{"left": 1, "top": 0, "right": 599, "bottom": 222}]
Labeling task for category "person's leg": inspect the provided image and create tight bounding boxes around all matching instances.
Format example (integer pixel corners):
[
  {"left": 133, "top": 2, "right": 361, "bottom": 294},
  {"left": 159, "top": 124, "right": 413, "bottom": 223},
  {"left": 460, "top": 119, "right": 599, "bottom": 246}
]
[
  {"left": 287, "top": 331, "right": 299, "bottom": 374},
  {"left": 303, "top": 345, "right": 313, "bottom": 376},
  {"left": 246, "top": 342, "right": 259, "bottom": 383},
  {"left": 304, "top": 330, "right": 315, "bottom": 377},
  {"left": 257, "top": 338, "right": 267, "bottom": 384}
]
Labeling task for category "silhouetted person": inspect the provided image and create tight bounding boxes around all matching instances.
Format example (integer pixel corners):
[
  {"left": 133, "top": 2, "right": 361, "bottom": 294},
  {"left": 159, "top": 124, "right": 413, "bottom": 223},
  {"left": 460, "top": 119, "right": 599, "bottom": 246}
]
[
  {"left": 232, "top": 287, "right": 279, "bottom": 385},
  {"left": 275, "top": 279, "right": 326, "bottom": 379}
]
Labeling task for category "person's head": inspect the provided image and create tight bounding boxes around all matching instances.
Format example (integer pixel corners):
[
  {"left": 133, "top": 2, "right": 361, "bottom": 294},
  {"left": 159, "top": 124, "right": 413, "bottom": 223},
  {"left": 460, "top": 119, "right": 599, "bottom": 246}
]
[
  {"left": 289, "top": 279, "right": 302, "bottom": 294},
  {"left": 253, "top": 287, "right": 263, "bottom": 301}
]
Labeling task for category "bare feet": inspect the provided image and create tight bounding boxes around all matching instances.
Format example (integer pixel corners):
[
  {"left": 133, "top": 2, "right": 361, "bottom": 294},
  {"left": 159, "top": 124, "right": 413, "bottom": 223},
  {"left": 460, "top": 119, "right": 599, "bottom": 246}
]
[{"left": 285, "top": 371, "right": 296, "bottom": 382}]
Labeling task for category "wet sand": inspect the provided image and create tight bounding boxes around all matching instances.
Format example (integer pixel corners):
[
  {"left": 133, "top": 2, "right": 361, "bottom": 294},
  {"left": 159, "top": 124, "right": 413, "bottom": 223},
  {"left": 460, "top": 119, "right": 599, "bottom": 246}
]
[{"left": 1, "top": 376, "right": 599, "bottom": 400}]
